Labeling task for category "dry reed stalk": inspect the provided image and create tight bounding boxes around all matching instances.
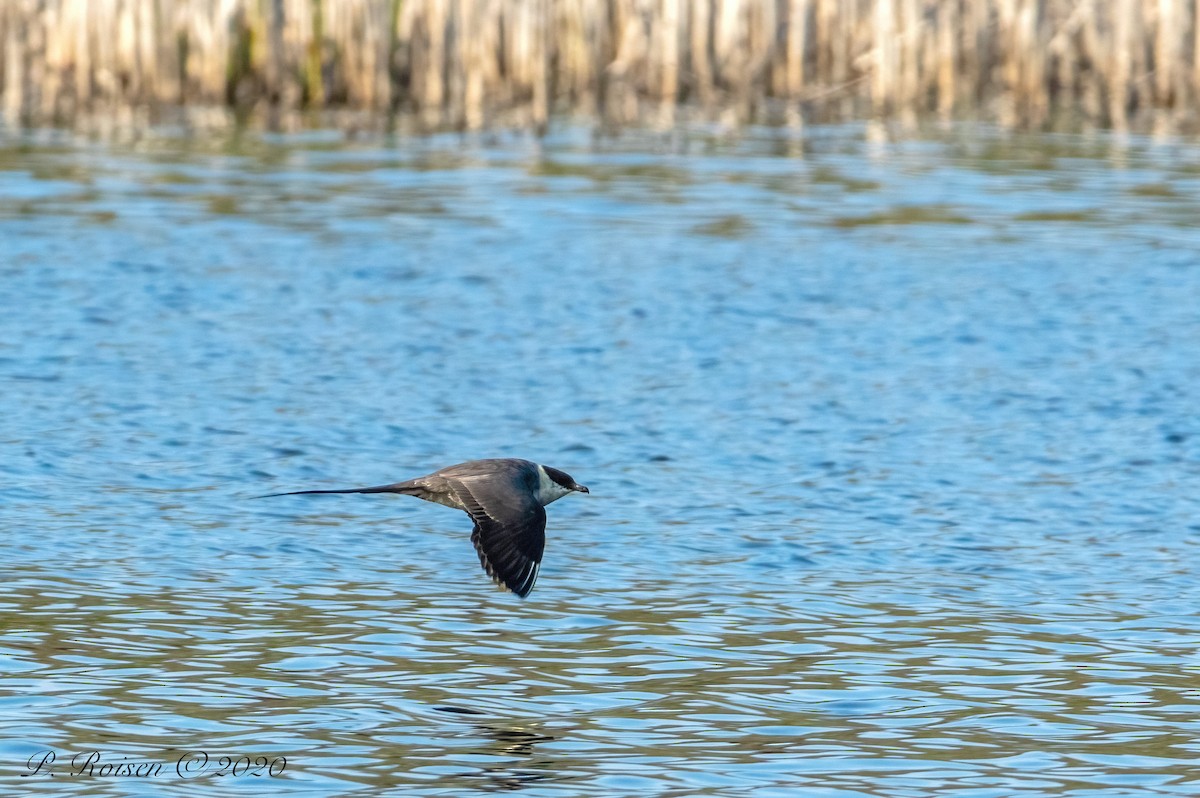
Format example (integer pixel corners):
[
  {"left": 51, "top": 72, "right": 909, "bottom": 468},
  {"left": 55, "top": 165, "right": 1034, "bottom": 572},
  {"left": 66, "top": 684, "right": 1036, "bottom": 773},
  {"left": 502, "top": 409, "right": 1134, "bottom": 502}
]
[
  {"left": 691, "top": 0, "right": 715, "bottom": 108},
  {"left": 1113, "top": 0, "right": 1131, "bottom": 127},
  {"left": 747, "top": 0, "right": 776, "bottom": 116},
  {"left": 1156, "top": 0, "right": 1175, "bottom": 103},
  {"left": 531, "top": 0, "right": 550, "bottom": 131},
  {"left": 872, "top": 0, "right": 896, "bottom": 114},
  {"left": 660, "top": 0, "right": 680, "bottom": 124},
  {"left": 899, "top": 0, "right": 918, "bottom": 114},
  {"left": 422, "top": 0, "right": 446, "bottom": 121},
  {"left": 786, "top": 0, "right": 808, "bottom": 99},
  {"left": 1018, "top": 0, "right": 1047, "bottom": 125},
  {"left": 1194, "top": 0, "right": 1200, "bottom": 102},
  {"left": 936, "top": 0, "right": 957, "bottom": 117},
  {"left": 963, "top": 0, "right": 986, "bottom": 109},
  {"left": 459, "top": 0, "right": 482, "bottom": 129},
  {"left": 1077, "top": 0, "right": 1104, "bottom": 119}
]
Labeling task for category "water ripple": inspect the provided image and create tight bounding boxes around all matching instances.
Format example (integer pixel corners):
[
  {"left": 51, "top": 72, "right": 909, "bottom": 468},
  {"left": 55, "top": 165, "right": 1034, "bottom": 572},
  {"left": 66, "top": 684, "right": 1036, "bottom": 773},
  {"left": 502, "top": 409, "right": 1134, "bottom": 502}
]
[{"left": 2, "top": 125, "right": 1200, "bottom": 795}]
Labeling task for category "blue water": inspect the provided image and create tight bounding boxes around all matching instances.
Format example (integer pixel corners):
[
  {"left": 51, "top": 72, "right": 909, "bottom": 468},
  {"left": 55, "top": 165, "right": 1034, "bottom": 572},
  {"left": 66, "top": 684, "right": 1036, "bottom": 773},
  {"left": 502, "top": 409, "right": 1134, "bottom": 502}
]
[{"left": 2, "top": 124, "right": 1200, "bottom": 796}]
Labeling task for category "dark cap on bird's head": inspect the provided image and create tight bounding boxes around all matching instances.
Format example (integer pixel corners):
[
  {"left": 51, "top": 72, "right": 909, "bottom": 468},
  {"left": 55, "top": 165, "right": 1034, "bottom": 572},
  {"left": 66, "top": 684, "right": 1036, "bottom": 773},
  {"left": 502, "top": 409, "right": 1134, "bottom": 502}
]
[{"left": 541, "top": 465, "right": 588, "bottom": 493}]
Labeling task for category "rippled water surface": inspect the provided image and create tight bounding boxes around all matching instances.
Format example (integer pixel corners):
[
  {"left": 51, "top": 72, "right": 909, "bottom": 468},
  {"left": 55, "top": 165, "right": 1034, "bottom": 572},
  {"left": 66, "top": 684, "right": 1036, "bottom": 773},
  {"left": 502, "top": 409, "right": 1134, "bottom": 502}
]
[{"left": 2, "top": 124, "right": 1200, "bottom": 796}]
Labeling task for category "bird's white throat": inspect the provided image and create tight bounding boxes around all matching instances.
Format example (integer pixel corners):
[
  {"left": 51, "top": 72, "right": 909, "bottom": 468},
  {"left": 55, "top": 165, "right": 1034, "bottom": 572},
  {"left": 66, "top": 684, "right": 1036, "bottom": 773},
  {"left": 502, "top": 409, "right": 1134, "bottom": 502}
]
[{"left": 535, "top": 464, "right": 574, "bottom": 505}]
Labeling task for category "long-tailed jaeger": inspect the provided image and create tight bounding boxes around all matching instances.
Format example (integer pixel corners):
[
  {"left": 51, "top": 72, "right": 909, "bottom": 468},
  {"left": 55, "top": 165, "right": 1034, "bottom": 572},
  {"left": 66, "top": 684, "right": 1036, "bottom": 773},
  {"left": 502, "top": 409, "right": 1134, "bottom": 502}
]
[{"left": 262, "top": 458, "right": 588, "bottom": 597}]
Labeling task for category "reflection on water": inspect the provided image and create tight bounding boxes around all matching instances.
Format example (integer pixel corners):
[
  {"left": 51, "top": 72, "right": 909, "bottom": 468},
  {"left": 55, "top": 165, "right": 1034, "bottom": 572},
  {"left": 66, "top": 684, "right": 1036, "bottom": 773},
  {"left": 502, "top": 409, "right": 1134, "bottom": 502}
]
[{"left": 2, "top": 124, "right": 1200, "bottom": 796}]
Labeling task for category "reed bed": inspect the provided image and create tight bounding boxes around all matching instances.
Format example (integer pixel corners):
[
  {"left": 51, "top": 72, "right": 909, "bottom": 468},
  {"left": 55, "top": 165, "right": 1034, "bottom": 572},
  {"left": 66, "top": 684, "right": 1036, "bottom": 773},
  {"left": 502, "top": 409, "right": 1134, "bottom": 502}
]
[{"left": 2, "top": 0, "right": 1199, "bottom": 130}]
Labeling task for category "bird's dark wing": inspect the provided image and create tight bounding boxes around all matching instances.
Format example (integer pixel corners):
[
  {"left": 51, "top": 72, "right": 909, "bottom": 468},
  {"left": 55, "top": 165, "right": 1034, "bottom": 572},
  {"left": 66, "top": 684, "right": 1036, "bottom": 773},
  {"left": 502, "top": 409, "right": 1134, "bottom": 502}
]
[{"left": 446, "top": 473, "right": 546, "bottom": 598}]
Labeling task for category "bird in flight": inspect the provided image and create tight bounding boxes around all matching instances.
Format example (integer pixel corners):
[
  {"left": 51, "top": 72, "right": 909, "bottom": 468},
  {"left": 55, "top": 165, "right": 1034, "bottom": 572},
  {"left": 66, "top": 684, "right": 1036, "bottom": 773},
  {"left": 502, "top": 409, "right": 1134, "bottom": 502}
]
[{"left": 262, "top": 458, "right": 589, "bottom": 597}]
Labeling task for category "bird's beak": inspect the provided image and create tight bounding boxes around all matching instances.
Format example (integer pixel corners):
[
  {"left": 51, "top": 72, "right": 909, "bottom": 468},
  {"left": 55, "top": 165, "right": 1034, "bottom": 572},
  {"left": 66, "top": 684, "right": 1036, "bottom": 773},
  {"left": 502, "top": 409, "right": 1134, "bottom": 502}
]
[{"left": 575, "top": 485, "right": 590, "bottom": 494}]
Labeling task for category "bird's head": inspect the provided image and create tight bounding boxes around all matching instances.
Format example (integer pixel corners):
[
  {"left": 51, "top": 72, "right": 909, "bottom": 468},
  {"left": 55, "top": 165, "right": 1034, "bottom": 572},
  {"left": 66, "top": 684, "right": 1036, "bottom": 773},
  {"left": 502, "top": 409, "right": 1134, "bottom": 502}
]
[{"left": 538, "top": 464, "right": 589, "bottom": 504}]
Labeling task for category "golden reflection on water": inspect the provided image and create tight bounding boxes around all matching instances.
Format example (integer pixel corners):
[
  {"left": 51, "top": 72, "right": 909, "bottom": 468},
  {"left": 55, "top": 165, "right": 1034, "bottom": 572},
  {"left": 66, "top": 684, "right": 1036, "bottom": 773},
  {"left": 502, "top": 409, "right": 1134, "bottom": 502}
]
[{"left": 4, "top": 563, "right": 1198, "bottom": 793}]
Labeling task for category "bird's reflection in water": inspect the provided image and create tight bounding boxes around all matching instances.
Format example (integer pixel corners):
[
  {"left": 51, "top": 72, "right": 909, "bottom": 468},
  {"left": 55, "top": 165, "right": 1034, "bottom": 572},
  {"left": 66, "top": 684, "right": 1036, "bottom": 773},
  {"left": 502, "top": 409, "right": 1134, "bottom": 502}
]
[{"left": 434, "top": 705, "right": 560, "bottom": 790}]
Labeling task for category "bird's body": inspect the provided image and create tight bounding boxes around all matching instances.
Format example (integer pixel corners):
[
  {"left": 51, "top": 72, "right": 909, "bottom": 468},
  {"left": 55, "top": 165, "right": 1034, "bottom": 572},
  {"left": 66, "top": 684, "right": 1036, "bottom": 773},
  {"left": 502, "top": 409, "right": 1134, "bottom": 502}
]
[{"left": 263, "top": 458, "right": 588, "bottom": 597}]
